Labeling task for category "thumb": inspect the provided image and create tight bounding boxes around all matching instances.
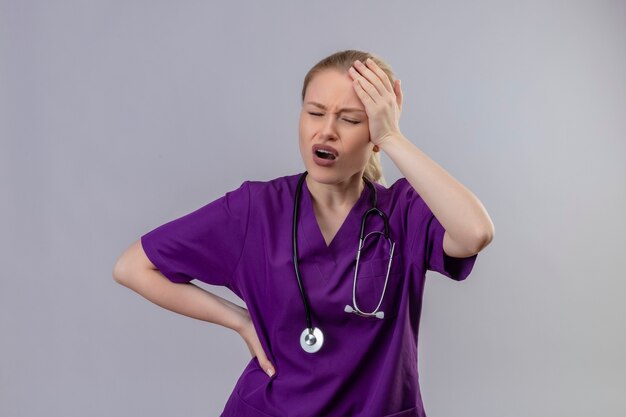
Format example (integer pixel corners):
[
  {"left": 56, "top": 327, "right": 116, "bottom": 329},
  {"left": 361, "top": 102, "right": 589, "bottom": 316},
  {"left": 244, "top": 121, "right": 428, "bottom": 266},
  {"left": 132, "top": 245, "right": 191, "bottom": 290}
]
[{"left": 395, "top": 79, "right": 403, "bottom": 113}]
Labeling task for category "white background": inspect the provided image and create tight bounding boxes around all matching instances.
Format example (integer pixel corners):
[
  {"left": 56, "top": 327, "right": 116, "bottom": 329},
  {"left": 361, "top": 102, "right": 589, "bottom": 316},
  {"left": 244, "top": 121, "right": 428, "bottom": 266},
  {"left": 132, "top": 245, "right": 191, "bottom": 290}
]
[{"left": 1, "top": 1, "right": 625, "bottom": 416}]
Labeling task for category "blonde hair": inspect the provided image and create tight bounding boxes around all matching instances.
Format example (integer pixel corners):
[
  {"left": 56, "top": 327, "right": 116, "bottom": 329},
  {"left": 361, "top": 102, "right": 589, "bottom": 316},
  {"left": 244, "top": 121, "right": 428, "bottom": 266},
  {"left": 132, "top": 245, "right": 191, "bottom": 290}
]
[{"left": 301, "top": 49, "right": 396, "bottom": 187}]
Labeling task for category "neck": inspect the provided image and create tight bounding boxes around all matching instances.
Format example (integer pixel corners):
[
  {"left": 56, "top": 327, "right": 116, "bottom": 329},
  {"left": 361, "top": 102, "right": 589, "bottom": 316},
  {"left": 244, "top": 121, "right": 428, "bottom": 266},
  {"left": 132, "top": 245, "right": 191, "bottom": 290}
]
[{"left": 305, "top": 172, "right": 365, "bottom": 210}]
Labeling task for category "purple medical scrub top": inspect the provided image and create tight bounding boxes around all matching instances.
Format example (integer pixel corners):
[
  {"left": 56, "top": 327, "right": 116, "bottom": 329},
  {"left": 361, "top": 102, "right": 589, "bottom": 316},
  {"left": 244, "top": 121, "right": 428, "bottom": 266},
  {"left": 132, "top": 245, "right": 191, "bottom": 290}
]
[{"left": 140, "top": 172, "right": 478, "bottom": 417}]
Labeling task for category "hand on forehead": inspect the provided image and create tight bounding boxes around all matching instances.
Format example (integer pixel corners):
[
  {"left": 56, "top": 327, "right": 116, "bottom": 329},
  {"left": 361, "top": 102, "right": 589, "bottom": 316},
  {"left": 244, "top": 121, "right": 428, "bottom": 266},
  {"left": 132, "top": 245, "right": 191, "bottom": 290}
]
[
  {"left": 304, "top": 69, "right": 367, "bottom": 114},
  {"left": 347, "top": 58, "right": 403, "bottom": 145}
]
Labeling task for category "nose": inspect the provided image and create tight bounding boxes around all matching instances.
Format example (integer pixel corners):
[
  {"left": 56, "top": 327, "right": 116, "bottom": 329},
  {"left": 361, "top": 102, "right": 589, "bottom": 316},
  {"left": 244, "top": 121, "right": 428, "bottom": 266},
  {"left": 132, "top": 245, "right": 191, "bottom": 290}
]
[{"left": 318, "top": 114, "right": 338, "bottom": 140}]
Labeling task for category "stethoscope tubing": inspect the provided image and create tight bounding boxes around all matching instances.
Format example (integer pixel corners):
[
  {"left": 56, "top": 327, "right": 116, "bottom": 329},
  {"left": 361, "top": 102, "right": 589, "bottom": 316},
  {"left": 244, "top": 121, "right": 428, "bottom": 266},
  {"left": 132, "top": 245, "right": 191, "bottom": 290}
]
[
  {"left": 292, "top": 172, "right": 314, "bottom": 332},
  {"left": 292, "top": 171, "right": 393, "bottom": 352}
]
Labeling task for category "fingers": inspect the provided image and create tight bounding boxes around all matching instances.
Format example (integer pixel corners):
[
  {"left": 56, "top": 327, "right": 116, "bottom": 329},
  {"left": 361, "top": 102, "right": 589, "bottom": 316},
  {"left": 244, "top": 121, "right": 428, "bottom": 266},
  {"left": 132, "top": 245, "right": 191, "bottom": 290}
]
[
  {"left": 240, "top": 321, "right": 276, "bottom": 378},
  {"left": 352, "top": 58, "right": 393, "bottom": 96},
  {"left": 254, "top": 344, "right": 276, "bottom": 378},
  {"left": 351, "top": 75, "right": 375, "bottom": 106},
  {"left": 348, "top": 67, "right": 380, "bottom": 104}
]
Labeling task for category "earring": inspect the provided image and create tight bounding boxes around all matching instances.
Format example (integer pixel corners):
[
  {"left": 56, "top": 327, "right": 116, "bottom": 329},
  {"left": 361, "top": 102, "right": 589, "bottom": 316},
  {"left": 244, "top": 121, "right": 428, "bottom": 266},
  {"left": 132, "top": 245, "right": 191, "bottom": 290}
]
[{"left": 373, "top": 145, "right": 380, "bottom": 152}]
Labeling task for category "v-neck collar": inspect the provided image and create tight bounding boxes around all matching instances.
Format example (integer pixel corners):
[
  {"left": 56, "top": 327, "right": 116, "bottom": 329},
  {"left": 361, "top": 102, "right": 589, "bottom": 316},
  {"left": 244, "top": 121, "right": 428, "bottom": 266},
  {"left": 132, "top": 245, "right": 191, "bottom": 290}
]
[{"left": 299, "top": 175, "right": 372, "bottom": 267}]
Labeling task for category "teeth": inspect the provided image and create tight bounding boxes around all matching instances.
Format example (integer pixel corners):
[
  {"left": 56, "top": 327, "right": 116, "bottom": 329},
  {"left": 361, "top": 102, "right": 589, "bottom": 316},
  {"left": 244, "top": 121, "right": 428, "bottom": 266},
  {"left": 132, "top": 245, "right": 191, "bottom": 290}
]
[{"left": 315, "top": 149, "right": 336, "bottom": 160}]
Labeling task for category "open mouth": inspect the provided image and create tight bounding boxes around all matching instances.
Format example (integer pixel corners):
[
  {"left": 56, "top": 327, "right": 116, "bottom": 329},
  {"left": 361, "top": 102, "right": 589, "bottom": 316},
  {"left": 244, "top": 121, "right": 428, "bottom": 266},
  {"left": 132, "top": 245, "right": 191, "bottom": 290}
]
[{"left": 314, "top": 149, "right": 336, "bottom": 160}]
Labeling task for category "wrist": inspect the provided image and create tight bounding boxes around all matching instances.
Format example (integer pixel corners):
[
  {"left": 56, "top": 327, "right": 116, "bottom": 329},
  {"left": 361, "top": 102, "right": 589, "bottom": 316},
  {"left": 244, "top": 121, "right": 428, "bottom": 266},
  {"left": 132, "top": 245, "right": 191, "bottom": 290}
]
[
  {"left": 377, "top": 130, "right": 405, "bottom": 150},
  {"left": 232, "top": 307, "right": 252, "bottom": 334}
]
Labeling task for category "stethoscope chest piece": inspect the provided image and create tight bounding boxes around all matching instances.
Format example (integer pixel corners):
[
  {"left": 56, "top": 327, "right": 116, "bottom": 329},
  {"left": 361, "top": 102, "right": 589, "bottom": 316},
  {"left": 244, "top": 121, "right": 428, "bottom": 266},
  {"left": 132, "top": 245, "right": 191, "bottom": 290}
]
[{"left": 300, "top": 327, "right": 324, "bottom": 353}]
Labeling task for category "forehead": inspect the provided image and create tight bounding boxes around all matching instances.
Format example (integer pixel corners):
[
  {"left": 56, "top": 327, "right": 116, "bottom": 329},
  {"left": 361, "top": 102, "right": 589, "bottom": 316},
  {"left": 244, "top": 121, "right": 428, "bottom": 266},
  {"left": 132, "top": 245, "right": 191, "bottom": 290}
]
[{"left": 305, "top": 69, "right": 363, "bottom": 110}]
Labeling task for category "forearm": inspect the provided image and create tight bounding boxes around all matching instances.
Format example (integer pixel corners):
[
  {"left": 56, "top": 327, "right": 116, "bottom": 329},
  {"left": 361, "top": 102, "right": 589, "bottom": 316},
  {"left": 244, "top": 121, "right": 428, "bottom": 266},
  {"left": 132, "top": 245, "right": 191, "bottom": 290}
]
[
  {"left": 117, "top": 268, "right": 249, "bottom": 333},
  {"left": 379, "top": 132, "right": 494, "bottom": 251}
]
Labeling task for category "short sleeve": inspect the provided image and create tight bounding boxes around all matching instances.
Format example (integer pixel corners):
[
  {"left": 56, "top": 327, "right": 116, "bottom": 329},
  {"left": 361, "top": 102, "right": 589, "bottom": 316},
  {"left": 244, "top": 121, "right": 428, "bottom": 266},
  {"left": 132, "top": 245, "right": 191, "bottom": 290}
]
[
  {"left": 140, "top": 181, "right": 250, "bottom": 286},
  {"left": 402, "top": 178, "right": 478, "bottom": 281},
  {"left": 423, "top": 212, "right": 477, "bottom": 281}
]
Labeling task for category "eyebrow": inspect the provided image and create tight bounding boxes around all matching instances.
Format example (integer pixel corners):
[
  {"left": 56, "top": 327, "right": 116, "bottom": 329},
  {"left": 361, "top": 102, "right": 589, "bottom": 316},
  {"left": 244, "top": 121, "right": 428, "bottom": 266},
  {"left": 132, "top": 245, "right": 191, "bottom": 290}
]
[{"left": 305, "top": 101, "right": 365, "bottom": 113}]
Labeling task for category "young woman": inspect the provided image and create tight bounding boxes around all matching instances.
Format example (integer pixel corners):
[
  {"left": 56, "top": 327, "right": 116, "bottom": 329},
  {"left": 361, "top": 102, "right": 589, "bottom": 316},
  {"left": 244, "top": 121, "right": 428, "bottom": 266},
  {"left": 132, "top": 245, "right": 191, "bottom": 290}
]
[{"left": 113, "top": 49, "right": 495, "bottom": 417}]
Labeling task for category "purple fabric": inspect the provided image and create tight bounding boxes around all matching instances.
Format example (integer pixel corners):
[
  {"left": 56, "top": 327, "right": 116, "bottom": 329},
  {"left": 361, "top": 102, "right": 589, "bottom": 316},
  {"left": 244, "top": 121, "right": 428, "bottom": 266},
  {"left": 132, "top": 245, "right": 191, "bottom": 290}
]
[{"left": 141, "top": 173, "right": 478, "bottom": 417}]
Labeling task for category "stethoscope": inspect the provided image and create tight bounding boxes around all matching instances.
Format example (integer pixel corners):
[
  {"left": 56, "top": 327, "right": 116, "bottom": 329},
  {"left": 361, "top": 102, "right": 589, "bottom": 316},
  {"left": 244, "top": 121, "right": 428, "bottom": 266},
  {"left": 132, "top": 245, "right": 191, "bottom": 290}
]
[{"left": 293, "top": 171, "right": 396, "bottom": 353}]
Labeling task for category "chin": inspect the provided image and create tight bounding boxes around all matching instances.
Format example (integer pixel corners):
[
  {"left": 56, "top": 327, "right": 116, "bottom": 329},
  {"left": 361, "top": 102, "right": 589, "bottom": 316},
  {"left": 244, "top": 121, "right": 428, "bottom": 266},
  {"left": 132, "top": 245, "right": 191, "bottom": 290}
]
[
  {"left": 303, "top": 165, "right": 335, "bottom": 182},
  {"left": 305, "top": 164, "right": 361, "bottom": 186},
  {"left": 305, "top": 167, "right": 332, "bottom": 181}
]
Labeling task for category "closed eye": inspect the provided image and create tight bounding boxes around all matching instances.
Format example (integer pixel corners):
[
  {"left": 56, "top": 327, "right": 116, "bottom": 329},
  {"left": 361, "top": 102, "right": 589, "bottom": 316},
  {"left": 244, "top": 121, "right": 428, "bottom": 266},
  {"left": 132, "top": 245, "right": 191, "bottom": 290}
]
[{"left": 307, "top": 112, "right": 361, "bottom": 124}]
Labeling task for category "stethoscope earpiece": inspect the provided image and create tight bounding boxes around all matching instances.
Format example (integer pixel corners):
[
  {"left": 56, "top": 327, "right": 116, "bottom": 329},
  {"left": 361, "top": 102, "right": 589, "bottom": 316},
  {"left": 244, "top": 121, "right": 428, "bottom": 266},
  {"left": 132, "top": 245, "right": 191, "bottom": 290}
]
[{"left": 344, "top": 304, "right": 386, "bottom": 319}]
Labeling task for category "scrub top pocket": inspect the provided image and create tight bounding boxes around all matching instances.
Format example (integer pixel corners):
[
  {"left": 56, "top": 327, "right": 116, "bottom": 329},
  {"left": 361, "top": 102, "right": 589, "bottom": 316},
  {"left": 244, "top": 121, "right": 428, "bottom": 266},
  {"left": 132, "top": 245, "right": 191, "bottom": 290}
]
[{"left": 352, "top": 254, "right": 404, "bottom": 320}]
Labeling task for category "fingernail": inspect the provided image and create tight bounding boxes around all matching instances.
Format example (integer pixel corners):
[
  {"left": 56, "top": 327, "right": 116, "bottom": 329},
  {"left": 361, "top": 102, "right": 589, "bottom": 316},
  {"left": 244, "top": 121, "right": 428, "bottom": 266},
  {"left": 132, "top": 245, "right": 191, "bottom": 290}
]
[{"left": 267, "top": 368, "right": 274, "bottom": 377}]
